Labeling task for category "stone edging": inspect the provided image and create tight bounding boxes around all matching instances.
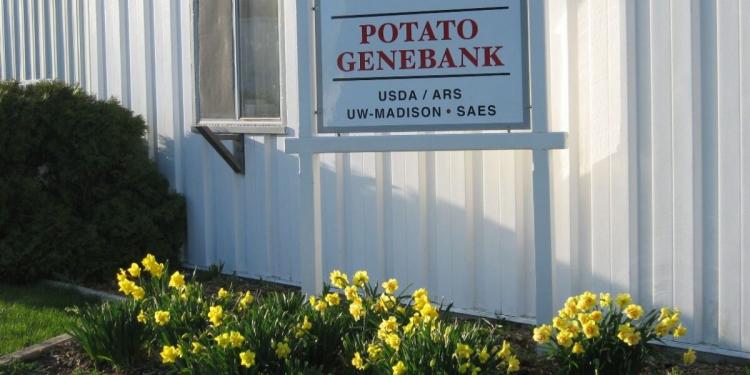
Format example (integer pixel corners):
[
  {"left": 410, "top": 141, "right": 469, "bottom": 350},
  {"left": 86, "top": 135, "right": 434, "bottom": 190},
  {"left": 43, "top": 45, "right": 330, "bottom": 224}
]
[
  {"left": 42, "top": 280, "right": 125, "bottom": 302},
  {"left": 0, "top": 334, "right": 72, "bottom": 364},
  {"left": 0, "top": 281, "right": 124, "bottom": 365}
]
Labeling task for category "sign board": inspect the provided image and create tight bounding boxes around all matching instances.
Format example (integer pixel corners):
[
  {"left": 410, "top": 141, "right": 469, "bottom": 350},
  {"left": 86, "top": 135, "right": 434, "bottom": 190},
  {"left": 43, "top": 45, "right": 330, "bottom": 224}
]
[{"left": 316, "top": 0, "right": 529, "bottom": 133}]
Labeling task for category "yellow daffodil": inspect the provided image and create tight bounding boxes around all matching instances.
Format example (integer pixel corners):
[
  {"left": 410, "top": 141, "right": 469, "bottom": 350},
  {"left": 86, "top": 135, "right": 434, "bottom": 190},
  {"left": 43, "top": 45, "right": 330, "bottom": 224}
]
[
  {"left": 142, "top": 254, "right": 157, "bottom": 271},
  {"left": 582, "top": 321, "right": 599, "bottom": 339},
  {"left": 386, "top": 333, "right": 400, "bottom": 350},
  {"left": 552, "top": 317, "right": 567, "bottom": 330},
  {"left": 455, "top": 343, "right": 473, "bottom": 359},
  {"left": 191, "top": 342, "right": 203, "bottom": 354},
  {"left": 118, "top": 279, "right": 136, "bottom": 295},
  {"left": 497, "top": 340, "right": 511, "bottom": 358},
  {"left": 655, "top": 322, "right": 670, "bottom": 337},
  {"left": 590, "top": 310, "right": 604, "bottom": 323},
  {"left": 208, "top": 305, "right": 224, "bottom": 326},
  {"left": 380, "top": 316, "right": 400, "bottom": 332},
  {"left": 392, "top": 361, "right": 407, "bottom": 375},
  {"left": 348, "top": 300, "right": 365, "bottom": 321},
  {"left": 367, "top": 344, "right": 382, "bottom": 360},
  {"left": 674, "top": 324, "right": 687, "bottom": 338},
  {"left": 624, "top": 304, "right": 644, "bottom": 320},
  {"left": 160, "top": 345, "right": 181, "bottom": 363},
  {"left": 556, "top": 331, "right": 574, "bottom": 348},
  {"left": 117, "top": 269, "right": 128, "bottom": 282},
  {"left": 478, "top": 347, "right": 490, "bottom": 363},
  {"left": 299, "top": 315, "right": 312, "bottom": 330},
  {"left": 215, "top": 333, "right": 231, "bottom": 348},
  {"left": 420, "top": 304, "right": 439, "bottom": 322},
  {"left": 379, "top": 293, "right": 396, "bottom": 311},
  {"left": 683, "top": 348, "right": 696, "bottom": 365},
  {"left": 412, "top": 288, "right": 428, "bottom": 300},
  {"left": 624, "top": 331, "right": 641, "bottom": 346},
  {"left": 329, "top": 270, "right": 349, "bottom": 289},
  {"left": 353, "top": 270, "right": 369, "bottom": 287},
  {"left": 149, "top": 262, "right": 164, "bottom": 278},
  {"left": 382, "top": 279, "right": 399, "bottom": 294},
  {"left": 659, "top": 307, "right": 671, "bottom": 320},
  {"left": 240, "top": 291, "right": 254, "bottom": 308},
  {"left": 345, "top": 286, "right": 359, "bottom": 300},
  {"left": 615, "top": 293, "right": 632, "bottom": 309},
  {"left": 240, "top": 350, "right": 256, "bottom": 368},
  {"left": 217, "top": 288, "right": 229, "bottom": 298},
  {"left": 275, "top": 342, "right": 291, "bottom": 359},
  {"left": 533, "top": 325, "right": 553, "bottom": 344},
  {"left": 315, "top": 300, "right": 328, "bottom": 313},
  {"left": 352, "top": 352, "right": 365, "bottom": 370},
  {"left": 572, "top": 342, "right": 584, "bottom": 354},
  {"left": 618, "top": 323, "right": 635, "bottom": 341},
  {"left": 577, "top": 291, "right": 597, "bottom": 311},
  {"left": 507, "top": 355, "right": 520, "bottom": 372},
  {"left": 325, "top": 293, "right": 341, "bottom": 306},
  {"left": 154, "top": 310, "right": 170, "bottom": 325},
  {"left": 127, "top": 263, "right": 141, "bottom": 278},
  {"left": 578, "top": 313, "right": 592, "bottom": 325},
  {"left": 137, "top": 310, "right": 148, "bottom": 323},
  {"left": 565, "top": 321, "right": 581, "bottom": 337},
  {"left": 169, "top": 271, "right": 185, "bottom": 289},
  {"left": 229, "top": 331, "right": 244, "bottom": 348},
  {"left": 600, "top": 293, "right": 611, "bottom": 308},
  {"left": 131, "top": 286, "right": 145, "bottom": 300}
]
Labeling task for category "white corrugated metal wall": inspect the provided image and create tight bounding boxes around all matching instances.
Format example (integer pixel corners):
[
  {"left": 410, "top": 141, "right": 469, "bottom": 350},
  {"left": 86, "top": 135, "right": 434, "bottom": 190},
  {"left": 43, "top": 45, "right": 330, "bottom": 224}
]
[{"left": 1, "top": 0, "right": 749, "bottom": 358}]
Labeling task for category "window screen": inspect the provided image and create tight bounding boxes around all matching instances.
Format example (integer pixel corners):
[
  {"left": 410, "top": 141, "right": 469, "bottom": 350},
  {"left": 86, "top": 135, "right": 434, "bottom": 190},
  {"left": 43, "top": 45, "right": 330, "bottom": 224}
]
[
  {"left": 238, "top": 0, "right": 281, "bottom": 119},
  {"left": 198, "top": 0, "right": 236, "bottom": 119}
]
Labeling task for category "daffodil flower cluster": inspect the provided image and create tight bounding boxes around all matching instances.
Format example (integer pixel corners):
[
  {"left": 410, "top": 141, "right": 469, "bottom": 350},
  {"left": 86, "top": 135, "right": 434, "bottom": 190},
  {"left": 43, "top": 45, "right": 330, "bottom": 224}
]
[
  {"left": 107, "top": 255, "right": 523, "bottom": 374},
  {"left": 313, "top": 270, "right": 520, "bottom": 374},
  {"left": 535, "top": 291, "right": 698, "bottom": 374}
]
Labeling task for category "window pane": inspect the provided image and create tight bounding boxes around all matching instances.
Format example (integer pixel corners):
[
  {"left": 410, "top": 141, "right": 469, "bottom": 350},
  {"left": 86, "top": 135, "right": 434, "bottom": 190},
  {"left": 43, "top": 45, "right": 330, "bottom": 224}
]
[
  {"left": 198, "top": 0, "right": 236, "bottom": 119},
  {"left": 238, "top": 0, "right": 281, "bottom": 118}
]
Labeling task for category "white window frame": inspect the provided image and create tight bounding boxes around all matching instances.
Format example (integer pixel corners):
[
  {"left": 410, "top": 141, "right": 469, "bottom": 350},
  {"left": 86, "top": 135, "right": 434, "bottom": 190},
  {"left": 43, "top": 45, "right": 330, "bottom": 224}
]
[{"left": 195, "top": 0, "right": 287, "bottom": 135}]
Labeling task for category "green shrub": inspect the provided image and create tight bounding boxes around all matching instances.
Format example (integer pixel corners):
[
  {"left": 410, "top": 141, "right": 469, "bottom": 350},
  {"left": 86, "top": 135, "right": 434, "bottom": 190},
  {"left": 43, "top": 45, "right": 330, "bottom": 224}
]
[
  {"left": 533, "top": 292, "right": 696, "bottom": 375},
  {"left": 67, "top": 299, "right": 147, "bottom": 367},
  {"left": 0, "top": 81, "right": 185, "bottom": 283}
]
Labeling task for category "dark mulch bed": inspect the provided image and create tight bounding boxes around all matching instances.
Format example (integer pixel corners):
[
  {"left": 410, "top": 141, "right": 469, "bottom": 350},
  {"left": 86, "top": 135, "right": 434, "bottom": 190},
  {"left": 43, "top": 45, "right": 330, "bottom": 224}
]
[{"left": 9, "top": 341, "right": 168, "bottom": 375}]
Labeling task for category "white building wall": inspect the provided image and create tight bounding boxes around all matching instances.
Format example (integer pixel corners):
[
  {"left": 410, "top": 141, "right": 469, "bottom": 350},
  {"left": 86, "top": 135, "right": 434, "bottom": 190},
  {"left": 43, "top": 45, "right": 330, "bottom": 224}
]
[{"left": 2, "top": 0, "right": 749, "bottom": 358}]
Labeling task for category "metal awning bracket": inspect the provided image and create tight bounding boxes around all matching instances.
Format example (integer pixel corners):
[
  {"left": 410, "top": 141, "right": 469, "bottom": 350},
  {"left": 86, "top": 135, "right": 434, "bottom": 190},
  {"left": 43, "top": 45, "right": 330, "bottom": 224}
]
[{"left": 196, "top": 126, "right": 245, "bottom": 174}]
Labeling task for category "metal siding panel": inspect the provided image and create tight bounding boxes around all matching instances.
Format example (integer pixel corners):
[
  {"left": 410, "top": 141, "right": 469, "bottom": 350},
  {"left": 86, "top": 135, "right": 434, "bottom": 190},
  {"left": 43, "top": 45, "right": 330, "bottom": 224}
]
[
  {"left": 576, "top": 0, "right": 593, "bottom": 293},
  {"left": 321, "top": 152, "right": 340, "bottom": 275},
  {"left": 434, "top": 151, "right": 453, "bottom": 304},
  {"left": 0, "top": 0, "right": 6, "bottom": 79},
  {"left": 717, "top": 0, "right": 742, "bottom": 351},
  {"left": 742, "top": 0, "right": 750, "bottom": 353},
  {"left": 498, "top": 152, "right": 520, "bottom": 316},
  {"left": 390, "top": 152, "right": 412, "bottom": 289},
  {"left": 608, "top": 0, "right": 633, "bottom": 297},
  {"left": 450, "top": 151, "right": 470, "bottom": 309},
  {"left": 590, "top": 0, "right": 612, "bottom": 295},
  {"left": 671, "top": 0, "right": 700, "bottom": 344},
  {"left": 650, "top": 0, "right": 674, "bottom": 310},
  {"left": 700, "top": 0, "right": 720, "bottom": 346}
]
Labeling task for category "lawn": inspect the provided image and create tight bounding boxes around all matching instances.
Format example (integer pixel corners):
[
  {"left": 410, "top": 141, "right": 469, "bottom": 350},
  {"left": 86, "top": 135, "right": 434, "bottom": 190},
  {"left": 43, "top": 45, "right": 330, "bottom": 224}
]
[{"left": 0, "top": 283, "right": 100, "bottom": 356}]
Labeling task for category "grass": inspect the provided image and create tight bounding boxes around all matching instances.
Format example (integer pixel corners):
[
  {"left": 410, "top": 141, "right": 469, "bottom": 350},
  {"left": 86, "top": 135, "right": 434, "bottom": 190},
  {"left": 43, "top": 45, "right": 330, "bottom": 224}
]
[{"left": 0, "top": 282, "right": 100, "bottom": 356}]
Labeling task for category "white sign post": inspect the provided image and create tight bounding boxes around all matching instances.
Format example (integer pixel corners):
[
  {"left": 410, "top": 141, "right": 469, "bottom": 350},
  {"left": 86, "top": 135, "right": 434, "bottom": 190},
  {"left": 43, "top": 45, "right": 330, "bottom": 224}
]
[{"left": 287, "top": 0, "right": 563, "bottom": 327}]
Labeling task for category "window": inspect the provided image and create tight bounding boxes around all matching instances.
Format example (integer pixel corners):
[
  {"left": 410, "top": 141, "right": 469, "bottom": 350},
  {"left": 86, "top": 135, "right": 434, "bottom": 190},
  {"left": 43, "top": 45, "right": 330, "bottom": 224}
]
[{"left": 197, "top": 0, "right": 283, "bottom": 130}]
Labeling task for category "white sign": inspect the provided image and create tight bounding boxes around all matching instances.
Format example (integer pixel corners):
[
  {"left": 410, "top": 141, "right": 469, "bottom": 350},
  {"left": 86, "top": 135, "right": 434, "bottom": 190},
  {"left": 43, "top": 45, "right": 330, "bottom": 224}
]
[{"left": 316, "top": 0, "right": 529, "bottom": 133}]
